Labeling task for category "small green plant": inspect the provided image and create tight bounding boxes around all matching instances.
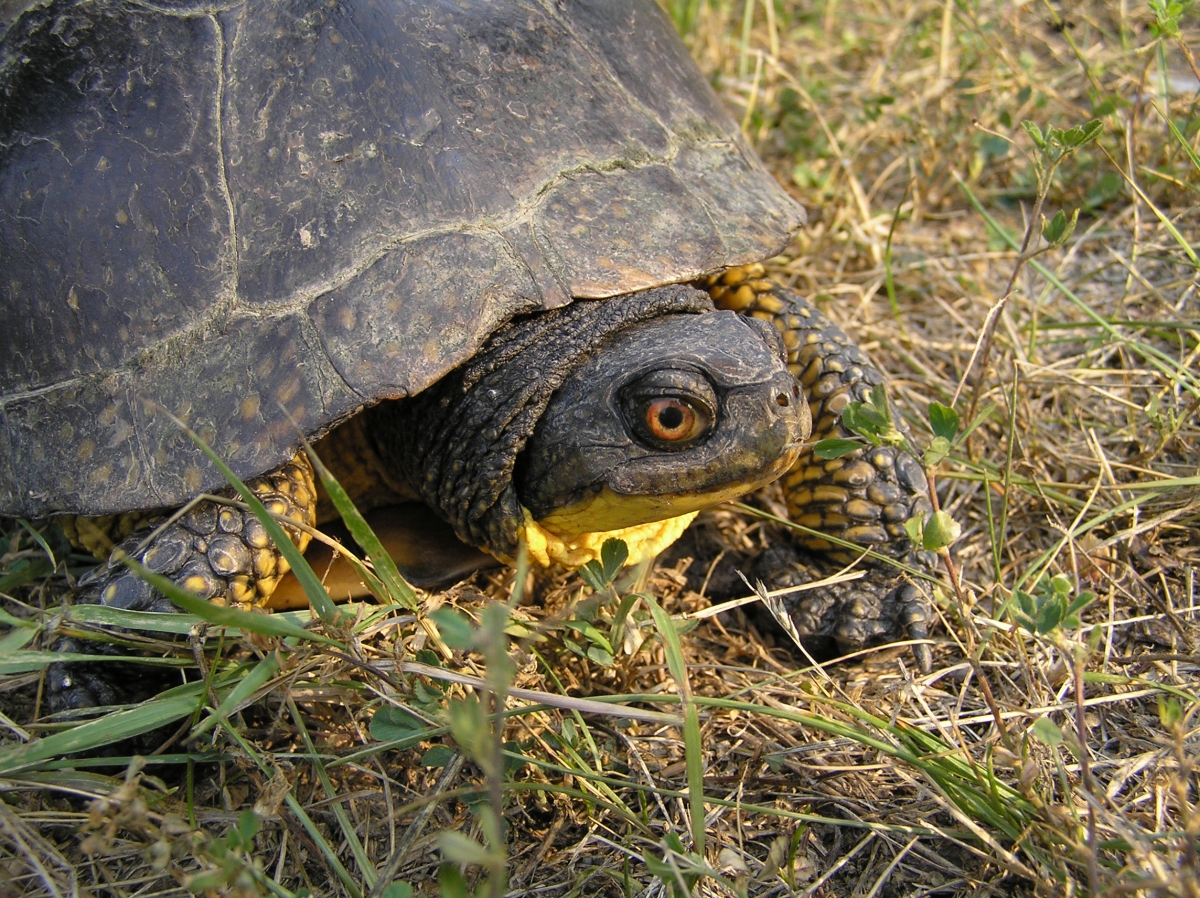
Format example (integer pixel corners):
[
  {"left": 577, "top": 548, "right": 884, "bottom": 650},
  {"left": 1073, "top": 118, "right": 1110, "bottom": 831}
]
[
  {"left": 578, "top": 537, "right": 629, "bottom": 594},
  {"left": 643, "top": 831, "right": 710, "bottom": 898},
  {"left": 814, "top": 384, "right": 904, "bottom": 457},
  {"left": 77, "top": 760, "right": 287, "bottom": 897},
  {"left": 1008, "top": 574, "right": 1097, "bottom": 640},
  {"left": 178, "top": 810, "right": 268, "bottom": 895},
  {"left": 1148, "top": 0, "right": 1193, "bottom": 35},
  {"left": 1021, "top": 120, "right": 1104, "bottom": 186},
  {"left": 814, "top": 387, "right": 973, "bottom": 556}
]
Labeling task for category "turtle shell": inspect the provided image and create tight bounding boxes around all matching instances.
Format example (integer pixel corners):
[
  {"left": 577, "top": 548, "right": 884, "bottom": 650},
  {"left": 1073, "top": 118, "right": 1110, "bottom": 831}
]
[{"left": 0, "top": 0, "right": 804, "bottom": 518}]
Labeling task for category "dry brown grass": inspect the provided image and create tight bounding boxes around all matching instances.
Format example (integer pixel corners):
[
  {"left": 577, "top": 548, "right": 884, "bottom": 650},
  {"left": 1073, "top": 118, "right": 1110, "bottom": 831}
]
[{"left": 2, "top": 1, "right": 1198, "bottom": 896}]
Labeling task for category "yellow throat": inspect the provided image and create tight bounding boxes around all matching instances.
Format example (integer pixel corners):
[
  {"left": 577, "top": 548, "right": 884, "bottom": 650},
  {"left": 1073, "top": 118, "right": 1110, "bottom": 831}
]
[{"left": 517, "top": 507, "right": 698, "bottom": 568}]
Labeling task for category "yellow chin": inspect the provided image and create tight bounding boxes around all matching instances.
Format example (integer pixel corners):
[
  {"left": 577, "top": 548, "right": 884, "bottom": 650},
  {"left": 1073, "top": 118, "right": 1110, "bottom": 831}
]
[
  {"left": 518, "top": 507, "right": 698, "bottom": 569},
  {"left": 512, "top": 470, "right": 792, "bottom": 570},
  {"left": 538, "top": 480, "right": 765, "bottom": 537}
]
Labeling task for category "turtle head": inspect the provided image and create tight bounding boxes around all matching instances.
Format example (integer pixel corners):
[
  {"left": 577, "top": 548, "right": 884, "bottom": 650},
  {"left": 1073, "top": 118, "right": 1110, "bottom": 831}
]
[
  {"left": 370, "top": 286, "right": 807, "bottom": 568},
  {"left": 516, "top": 309, "right": 809, "bottom": 546}
]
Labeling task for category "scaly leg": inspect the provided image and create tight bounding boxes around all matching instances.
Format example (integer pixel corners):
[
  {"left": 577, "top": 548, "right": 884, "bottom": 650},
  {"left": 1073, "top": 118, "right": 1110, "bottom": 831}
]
[
  {"left": 705, "top": 266, "right": 936, "bottom": 669},
  {"left": 48, "top": 454, "right": 317, "bottom": 712}
]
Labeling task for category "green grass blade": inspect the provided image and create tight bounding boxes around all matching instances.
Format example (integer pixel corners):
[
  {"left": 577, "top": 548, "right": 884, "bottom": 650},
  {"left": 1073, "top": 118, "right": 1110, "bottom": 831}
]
[
  {"left": 0, "top": 686, "right": 204, "bottom": 771},
  {"left": 1153, "top": 101, "right": 1200, "bottom": 174},
  {"left": 58, "top": 602, "right": 377, "bottom": 637},
  {"left": 0, "top": 626, "right": 36, "bottom": 652},
  {"left": 0, "top": 650, "right": 191, "bottom": 675},
  {"left": 0, "top": 558, "right": 53, "bottom": 594},
  {"left": 0, "top": 607, "right": 37, "bottom": 629},
  {"left": 120, "top": 557, "right": 343, "bottom": 648},
  {"left": 956, "top": 175, "right": 1200, "bottom": 393},
  {"left": 1107, "top": 158, "right": 1200, "bottom": 267},
  {"left": 304, "top": 447, "right": 417, "bottom": 609},
  {"left": 172, "top": 419, "right": 340, "bottom": 622},
  {"left": 191, "top": 654, "right": 281, "bottom": 737},
  {"left": 66, "top": 605, "right": 206, "bottom": 633},
  {"left": 643, "top": 594, "right": 705, "bottom": 860},
  {"left": 220, "top": 721, "right": 365, "bottom": 898},
  {"left": 288, "top": 696, "right": 376, "bottom": 889}
]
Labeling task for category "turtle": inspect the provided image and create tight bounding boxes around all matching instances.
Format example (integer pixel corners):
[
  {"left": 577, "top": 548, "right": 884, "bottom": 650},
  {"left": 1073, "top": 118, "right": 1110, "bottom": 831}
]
[{"left": 0, "top": 0, "right": 935, "bottom": 713}]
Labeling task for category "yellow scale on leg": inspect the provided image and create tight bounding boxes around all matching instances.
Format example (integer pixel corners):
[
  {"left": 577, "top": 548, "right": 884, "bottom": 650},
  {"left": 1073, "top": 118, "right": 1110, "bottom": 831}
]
[
  {"left": 64, "top": 455, "right": 318, "bottom": 613},
  {"left": 704, "top": 265, "right": 932, "bottom": 564}
]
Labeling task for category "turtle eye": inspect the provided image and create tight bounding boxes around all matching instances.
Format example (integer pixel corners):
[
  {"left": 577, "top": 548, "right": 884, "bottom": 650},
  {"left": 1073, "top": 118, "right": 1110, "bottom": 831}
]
[
  {"left": 643, "top": 397, "right": 707, "bottom": 443},
  {"left": 620, "top": 368, "right": 717, "bottom": 451}
]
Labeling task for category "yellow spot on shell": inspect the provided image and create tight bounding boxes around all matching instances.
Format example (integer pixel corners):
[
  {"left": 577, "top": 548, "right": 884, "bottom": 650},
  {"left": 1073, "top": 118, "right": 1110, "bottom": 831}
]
[
  {"left": 844, "top": 524, "right": 888, "bottom": 542},
  {"left": 240, "top": 394, "right": 261, "bottom": 420},
  {"left": 277, "top": 377, "right": 302, "bottom": 403},
  {"left": 246, "top": 527, "right": 271, "bottom": 549},
  {"left": 844, "top": 499, "right": 882, "bottom": 520},
  {"left": 755, "top": 293, "right": 786, "bottom": 314},
  {"left": 254, "top": 548, "right": 277, "bottom": 579}
]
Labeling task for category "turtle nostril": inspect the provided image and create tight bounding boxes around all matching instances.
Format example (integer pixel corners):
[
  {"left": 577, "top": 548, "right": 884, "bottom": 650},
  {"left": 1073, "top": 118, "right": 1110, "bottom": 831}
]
[{"left": 776, "top": 393, "right": 789, "bottom": 407}]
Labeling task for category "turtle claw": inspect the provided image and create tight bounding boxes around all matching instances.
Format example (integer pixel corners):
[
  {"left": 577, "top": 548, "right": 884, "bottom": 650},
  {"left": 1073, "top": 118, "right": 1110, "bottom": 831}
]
[
  {"left": 48, "top": 660, "right": 122, "bottom": 711},
  {"left": 895, "top": 581, "right": 934, "bottom": 674},
  {"left": 45, "top": 575, "right": 161, "bottom": 714}
]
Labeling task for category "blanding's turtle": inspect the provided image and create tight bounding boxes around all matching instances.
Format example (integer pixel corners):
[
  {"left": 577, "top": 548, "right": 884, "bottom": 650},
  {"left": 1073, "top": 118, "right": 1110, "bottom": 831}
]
[{"left": 0, "top": 0, "right": 935, "bottom": 711}]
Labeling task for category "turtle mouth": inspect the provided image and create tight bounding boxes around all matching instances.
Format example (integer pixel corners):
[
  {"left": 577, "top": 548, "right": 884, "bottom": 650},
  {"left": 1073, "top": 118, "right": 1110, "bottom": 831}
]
[{"left": 532, "top": 436, "right": 802, "bottom": 540}]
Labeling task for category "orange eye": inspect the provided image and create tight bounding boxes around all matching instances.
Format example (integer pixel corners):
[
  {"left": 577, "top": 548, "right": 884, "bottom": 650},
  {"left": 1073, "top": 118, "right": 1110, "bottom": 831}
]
[{"left": 644, "top": 398, "right": 706, "bottom": 443}]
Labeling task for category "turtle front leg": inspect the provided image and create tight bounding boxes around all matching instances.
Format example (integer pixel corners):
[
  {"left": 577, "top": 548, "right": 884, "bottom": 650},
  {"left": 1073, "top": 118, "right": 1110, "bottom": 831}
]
[
  {"left": 47, "top": 455, "right": 317, "bottom": 713},
  {"left": 706, "top": 268, "right": 936, "bottom": 670}
]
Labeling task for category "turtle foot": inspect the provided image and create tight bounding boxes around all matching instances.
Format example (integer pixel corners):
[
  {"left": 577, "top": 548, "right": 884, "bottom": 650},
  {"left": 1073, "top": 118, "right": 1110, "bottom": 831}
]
[
  {"left": 44, "top": 455, "right": 320, "bottom": 717},
  {"left": 46, "top": 637, "right": 169, "bottom": 714},
  {"left": 44, "top": 567, "right": 177, "bottom": 715},
  {"left": 753, "top": 542, "right": 934, "bottom": 673}
]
